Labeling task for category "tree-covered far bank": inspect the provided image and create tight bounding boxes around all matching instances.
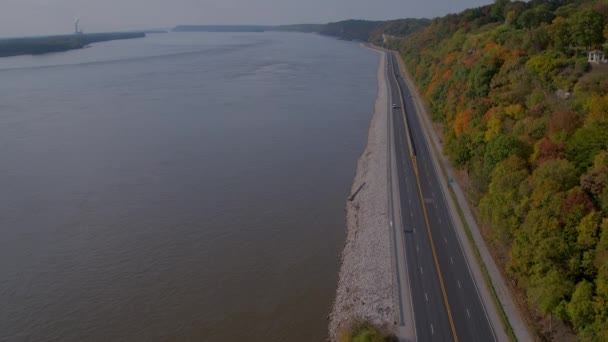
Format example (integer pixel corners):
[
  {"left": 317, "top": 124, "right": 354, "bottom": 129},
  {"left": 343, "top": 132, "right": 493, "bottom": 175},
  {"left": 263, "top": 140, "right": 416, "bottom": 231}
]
[
  {"left": 0, "top": 32, "right": 145, "bottom": 58},
  {"left": 318, "top": 18, "right": 431, "bottom": 44},
  {"left": 389, "top": 0, "right": 608, "bottom": 339}
]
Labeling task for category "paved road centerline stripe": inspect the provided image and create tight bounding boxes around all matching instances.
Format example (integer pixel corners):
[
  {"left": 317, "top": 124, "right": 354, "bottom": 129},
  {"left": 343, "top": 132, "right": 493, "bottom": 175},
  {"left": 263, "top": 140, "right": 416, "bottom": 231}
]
[{"left": 412, "top": 154, "right": 459, "bottom": 342}]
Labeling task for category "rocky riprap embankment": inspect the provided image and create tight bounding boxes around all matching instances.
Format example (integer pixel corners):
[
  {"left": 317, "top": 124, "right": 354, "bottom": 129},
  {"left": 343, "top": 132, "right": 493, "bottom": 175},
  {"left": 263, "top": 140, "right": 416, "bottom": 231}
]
[{"left": 328, "top": 48, "right": 395, "bottom": 340}]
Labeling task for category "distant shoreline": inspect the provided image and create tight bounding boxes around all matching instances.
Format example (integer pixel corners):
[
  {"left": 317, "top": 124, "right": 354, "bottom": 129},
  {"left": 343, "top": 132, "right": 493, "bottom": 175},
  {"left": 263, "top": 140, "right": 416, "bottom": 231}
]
[
  {"left": 0, "top": 32, "right": 146, "bottom": 58},
  {"left": 171, "top": 24, "right": 323, "bottom": 33}
]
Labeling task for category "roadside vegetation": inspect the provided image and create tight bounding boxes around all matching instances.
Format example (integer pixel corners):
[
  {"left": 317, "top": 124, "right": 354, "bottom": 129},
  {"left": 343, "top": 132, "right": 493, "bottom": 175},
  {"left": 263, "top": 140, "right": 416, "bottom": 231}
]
[
  {"left": 337, "top": 321, "right": 397, "bottom": 342},
  {"left": 385, "top": 0, "right": 608, "bottom": 339}
]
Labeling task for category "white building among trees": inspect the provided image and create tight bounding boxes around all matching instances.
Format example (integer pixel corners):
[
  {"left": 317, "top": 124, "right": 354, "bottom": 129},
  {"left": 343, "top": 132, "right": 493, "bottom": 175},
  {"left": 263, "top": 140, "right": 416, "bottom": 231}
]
[{"left": 588, "top": 50, "right": 607, "bottom": 64}]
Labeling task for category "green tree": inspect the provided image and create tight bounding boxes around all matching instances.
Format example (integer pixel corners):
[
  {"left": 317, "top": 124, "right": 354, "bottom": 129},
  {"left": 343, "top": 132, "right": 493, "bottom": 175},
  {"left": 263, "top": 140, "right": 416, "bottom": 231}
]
[
  {"left": 526, "top": 50, "right": 569, "bottom": 87},
  {"left": 446, "top": 131, "right": 475, "bottom": 168},
  {"left": 467, "top": 62, "right": 500, "bottom": 98},
  {"left": 551, "top": 16, "right": 572, "bottom": 49},
  {"left": 555, "top": 3, "right": 578, "bottom": 19},
  {"left": 528, "top": 267, "right": 573, "bottom": 315},
  {"left": 595, "top": 220, "right": 608, "bottom": 306},
  {"left": 523, "top": 24, "right": 552, "bottom": 53},
  {"left": 570, "top": 8, "right": 606, "bottom": 49},
  {"left": 561, "top": 188, "right": 594, "bottom": 247},
  {"left": 505, "top": 1, "right": 527, "bottom": 26},
  {"left": 567, "top": 123, "right": 608, "bottom": 170},
  {"left": 491, "top": 0, "right": 510, "bottom": 21},
  {"left": 518, "top": 5, "right": 555, "bottom": 29},
  {"left": 567, "top": 280, "right": 595, "bottom": 331},
  {"left": 531, "top": 159, "right": 578, "bottom": 191},
  {"left": 509, "top": 181, "right": 565, "bottom": 279},
  {"left": 577, "top": 211, "right": 602, "bottom": 250},
  {"left": 580, "top": 151, "right": 608, "bottom": 213},
  {"left": 484, "top": 134, "right": 525, "bottom": 174},
  {"left": 480, "top": 155, "right": 529, "bottom": 242}
]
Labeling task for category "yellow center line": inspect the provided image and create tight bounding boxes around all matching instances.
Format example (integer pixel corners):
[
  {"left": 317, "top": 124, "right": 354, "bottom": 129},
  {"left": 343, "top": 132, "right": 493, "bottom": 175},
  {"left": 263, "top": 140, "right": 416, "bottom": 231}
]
[
  {"left": 412, "top": 156, "right": 458, "bottom": 342},
  {"left": 390, "top": 56, "right": 413, "bottom": 159}
]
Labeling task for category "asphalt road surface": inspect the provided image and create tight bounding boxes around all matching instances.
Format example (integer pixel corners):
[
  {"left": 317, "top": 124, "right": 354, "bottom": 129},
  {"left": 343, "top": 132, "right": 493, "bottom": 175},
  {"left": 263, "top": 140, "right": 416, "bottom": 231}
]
[{"left": 387, "top": 52, "right": 496, "bottom": 342}]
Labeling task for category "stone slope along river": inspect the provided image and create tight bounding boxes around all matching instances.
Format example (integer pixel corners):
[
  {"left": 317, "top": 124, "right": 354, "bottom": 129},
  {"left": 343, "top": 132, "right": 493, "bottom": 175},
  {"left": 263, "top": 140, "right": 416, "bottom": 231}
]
[{"left": 0, "top": 32, "right": 379, "bottom": 341}]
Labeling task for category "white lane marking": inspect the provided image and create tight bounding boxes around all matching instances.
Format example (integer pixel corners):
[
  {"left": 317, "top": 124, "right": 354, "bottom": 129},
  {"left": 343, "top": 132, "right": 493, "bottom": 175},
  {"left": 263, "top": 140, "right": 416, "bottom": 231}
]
[
  {"left": 443, "top": 236, "right": 447, "bottom": 244},
  {"left": 413, "top": 228, "right": 416, "bottom": 233},
  {"left": 430, "top": 324, "right": 434, "bottom": 335},
  {"left": 390, "top": 220, "right": 393, "bottom": 227},
  {"left": 450, "top": 257, "right": 454, "bottom": 264},
  {"left": 416, "top": 244, "right": 419, "bottom": 252},
  {"left": 420, "top": 267, "right": 423, "bottom": 275},
  {"left": 410, "top": 212, "right": 413, "bottom": 218},
  {"left": 457, "top": 280, "right": 461, "bottom": 288},
  {"left": 409, "top": 199, "right": 412, "bottom": 204},
  {"left": 425, "top": 293, "right": 428, "bottom": 301},
  {"left": 467, "top": 309, "right": 471, "bottom": 318}
]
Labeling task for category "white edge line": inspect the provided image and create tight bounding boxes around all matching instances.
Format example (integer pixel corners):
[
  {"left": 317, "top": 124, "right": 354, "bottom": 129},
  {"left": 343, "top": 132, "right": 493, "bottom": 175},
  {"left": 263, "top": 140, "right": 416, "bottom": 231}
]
[{"left": 387, "top": 51, "right": 418, "bottom": 342}]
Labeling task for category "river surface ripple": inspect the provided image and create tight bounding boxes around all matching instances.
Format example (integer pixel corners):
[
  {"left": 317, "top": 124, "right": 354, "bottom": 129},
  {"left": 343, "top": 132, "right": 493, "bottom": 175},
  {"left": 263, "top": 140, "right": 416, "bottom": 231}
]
[{"left": 0, "top": 32, "right": 378, "bottom": 341}]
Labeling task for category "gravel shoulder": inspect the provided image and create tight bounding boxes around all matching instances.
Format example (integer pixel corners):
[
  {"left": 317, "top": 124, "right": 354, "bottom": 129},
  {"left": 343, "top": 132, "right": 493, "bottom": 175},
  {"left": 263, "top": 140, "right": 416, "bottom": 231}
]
[{"left": 328, "top": 48, "right": 395, "bottom": 340}]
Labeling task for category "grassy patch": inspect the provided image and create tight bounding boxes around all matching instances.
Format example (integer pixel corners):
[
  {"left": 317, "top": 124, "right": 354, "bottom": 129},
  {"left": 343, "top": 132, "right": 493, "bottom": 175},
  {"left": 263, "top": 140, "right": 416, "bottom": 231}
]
[{"left": 338, "top": 321, "right": 397, "bottom": 342}]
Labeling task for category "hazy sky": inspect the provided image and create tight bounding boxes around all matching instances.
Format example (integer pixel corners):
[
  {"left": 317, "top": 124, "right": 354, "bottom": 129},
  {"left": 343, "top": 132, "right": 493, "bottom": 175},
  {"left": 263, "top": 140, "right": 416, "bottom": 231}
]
[{"left": 2, "top": 0, "right": 493, "bottom": 37}]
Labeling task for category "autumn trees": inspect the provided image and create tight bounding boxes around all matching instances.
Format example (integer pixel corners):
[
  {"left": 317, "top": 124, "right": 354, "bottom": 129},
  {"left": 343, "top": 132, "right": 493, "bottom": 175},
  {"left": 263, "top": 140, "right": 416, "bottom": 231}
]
[{"left": 396, "top": 0, "right": 608, "bottom": 339}]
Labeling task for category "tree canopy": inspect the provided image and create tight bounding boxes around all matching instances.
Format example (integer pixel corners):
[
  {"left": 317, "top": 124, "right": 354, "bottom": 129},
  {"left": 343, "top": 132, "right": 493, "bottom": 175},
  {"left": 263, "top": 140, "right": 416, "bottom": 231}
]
[{"left": 392, "top": 0, "right": 608, "bottom": 338}]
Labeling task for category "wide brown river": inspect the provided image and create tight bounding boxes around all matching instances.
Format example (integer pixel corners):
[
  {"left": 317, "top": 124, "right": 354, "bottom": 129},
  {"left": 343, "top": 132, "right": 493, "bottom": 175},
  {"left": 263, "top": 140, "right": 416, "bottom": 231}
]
[{"left": 0, "top": 32, "right": 379, "bottom": 341}]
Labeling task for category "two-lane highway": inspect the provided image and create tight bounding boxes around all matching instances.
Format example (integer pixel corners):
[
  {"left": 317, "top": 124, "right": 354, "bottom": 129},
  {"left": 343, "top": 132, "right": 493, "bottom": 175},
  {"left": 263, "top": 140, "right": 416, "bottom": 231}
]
[{"left": 386, "top": 52, "right": 496, "bottom": 341}]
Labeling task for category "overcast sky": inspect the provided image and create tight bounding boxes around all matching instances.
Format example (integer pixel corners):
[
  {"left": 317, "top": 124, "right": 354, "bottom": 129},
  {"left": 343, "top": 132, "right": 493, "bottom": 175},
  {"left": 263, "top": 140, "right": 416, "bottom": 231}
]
[{"left": 2, "top": 0, "right": 493, "bottom": 37}]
